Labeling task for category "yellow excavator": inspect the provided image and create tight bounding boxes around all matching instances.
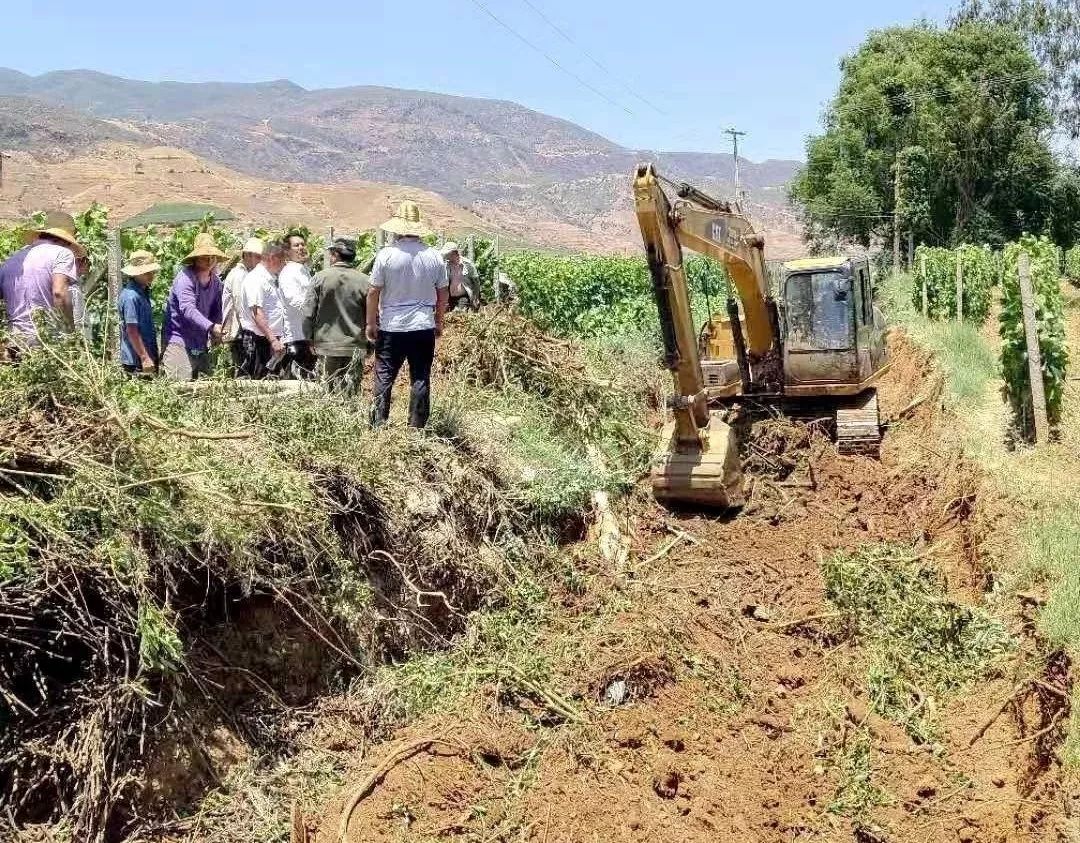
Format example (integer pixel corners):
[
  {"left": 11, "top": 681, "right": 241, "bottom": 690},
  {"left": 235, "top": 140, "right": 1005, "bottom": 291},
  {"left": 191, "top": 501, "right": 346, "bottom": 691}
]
[{"left": 634, "top": 163, "right": 889, "bottom": 507}]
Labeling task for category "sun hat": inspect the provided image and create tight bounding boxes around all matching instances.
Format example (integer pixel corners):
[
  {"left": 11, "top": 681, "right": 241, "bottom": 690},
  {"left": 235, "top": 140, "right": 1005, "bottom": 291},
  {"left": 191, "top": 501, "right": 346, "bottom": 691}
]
[
  {"left": 121, "top": 250, "right": 161, "bottom": 278},
  {"left": 440, "top": 241, "right": 460, "bottom": 257},
  {"left": 380, "top": 200, "right": 430, "bottom": 237},
  {"left": 182, "top": 232, "right": 227, "bottom": 264},
  {"left": 25, "top": 210, "right": 86, "bottom": 257},
  {"left": 242, "top": 237, "right": 265, "bottom": 256}
]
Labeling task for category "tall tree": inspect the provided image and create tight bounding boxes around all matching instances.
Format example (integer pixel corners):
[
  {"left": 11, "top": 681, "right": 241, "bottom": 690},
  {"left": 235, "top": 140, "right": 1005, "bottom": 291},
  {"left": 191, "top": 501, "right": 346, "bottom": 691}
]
[
  {"left": 791, "top": 23, "right": 1059, "bottom": 250},
  {"left": 954, "top": 0, "right": 1080, "bottom": 138}
]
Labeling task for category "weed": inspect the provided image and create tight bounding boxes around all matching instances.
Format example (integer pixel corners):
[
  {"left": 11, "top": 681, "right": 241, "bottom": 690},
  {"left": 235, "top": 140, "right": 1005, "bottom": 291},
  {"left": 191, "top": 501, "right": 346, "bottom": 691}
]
[
  {"left": 0, "top": 521, "right": 29, "bottom": 580},
  {"left": 709, "top": 664, "right": 753, "bottom": 717},
  {"left": 827, "top": 727, "right": 889, "bottom": 819},
  {"left": 137, "top": 601, "right": 184, "bottom": 675},
  {"left": 824, "top": 544, "right": 1013, "bottom": 739}
]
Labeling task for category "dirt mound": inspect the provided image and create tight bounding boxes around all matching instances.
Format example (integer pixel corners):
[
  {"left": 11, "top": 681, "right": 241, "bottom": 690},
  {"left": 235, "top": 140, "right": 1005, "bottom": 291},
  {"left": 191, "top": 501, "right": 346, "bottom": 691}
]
[{"left": 315, "top": 328, "right": 1069, "bottom": 843}]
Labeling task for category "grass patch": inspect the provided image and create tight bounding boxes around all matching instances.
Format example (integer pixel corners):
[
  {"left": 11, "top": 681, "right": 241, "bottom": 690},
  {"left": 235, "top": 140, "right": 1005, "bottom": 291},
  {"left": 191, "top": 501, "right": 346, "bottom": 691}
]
[
  {"left": 878, "top": 271, "right": 998, "bottom": 407},
  {"left": 920, "top": 321, "right": 998, "bottom": 405},
  {"left": 824, "top": 544, "right": 1013, "bottom": 742},
  {"left": 1019, "top": 508, "right": 1080, "bottom": 649}
]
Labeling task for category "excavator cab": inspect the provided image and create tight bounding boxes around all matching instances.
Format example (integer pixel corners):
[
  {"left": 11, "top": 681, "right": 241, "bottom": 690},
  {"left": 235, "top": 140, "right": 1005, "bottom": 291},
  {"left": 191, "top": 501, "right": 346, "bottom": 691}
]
[{"left": 781, "top": 256, "right": 887, "bottom": 391}]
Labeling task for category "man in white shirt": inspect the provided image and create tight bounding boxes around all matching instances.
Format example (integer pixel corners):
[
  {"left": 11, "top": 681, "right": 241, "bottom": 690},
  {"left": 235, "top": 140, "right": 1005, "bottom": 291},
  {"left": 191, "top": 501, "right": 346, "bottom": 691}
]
[
  {"left": 366, "top": 201, "right": 448, "bottom": 428},
  {"left": 222, "top": 237, "right": 264, "bottom": 372},
  {"left": 277, "top": 231, "right": 316, "bottom": 379},
  {"left": 236, "top": 241, "right": 288, "bottom": 378}
]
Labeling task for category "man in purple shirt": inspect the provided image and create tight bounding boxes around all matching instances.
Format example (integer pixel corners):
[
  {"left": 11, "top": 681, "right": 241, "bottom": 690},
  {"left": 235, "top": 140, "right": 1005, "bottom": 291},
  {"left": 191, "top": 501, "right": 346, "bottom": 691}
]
[
  {"left": 160, "top": 233, "right": 225, "bottom": 380},
  {"left": 0, "top": 211, "right": 85, "bottom": 353}
]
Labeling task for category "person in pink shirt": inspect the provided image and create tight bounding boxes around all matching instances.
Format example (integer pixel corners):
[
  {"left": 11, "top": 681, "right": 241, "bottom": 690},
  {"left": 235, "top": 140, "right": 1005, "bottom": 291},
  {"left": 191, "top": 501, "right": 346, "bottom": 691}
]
[{"left": 0, "top": 211, "right": 85, "bottom": 353}]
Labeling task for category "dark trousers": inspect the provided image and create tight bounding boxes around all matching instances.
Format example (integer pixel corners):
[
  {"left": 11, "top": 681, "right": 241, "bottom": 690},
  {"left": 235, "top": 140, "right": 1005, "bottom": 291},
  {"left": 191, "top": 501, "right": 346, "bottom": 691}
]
[
  {"left": 227, "top": 339, "right": 244, "bottom": 375},
  {"left": 285, "top": 340, "right": 317, "bottom": 380},
  {"left": 236, "top": 329, "right": 271, "bottom": 379},
  {"left": 449, "top": 294, "right": 473, "bottom": 312},
  {"left": 370, "top": 329, "right": 436, "bottom": 428}
]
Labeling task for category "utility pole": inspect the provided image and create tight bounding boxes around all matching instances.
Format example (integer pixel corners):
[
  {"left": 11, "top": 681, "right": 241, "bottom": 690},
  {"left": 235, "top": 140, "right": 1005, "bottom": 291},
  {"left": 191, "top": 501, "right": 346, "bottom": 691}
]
[{"left": 724, "top": 128, "right": 747, "bottom": 209}]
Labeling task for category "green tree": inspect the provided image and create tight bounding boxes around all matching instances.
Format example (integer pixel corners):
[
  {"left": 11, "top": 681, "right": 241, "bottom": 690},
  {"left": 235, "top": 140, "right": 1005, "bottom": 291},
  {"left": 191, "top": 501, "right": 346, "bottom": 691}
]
[
  {"left": 895, "top": 145, "right": 932, "bottom": 242},
  {"left": 1048, "top": 166, "right": 1080, "bottom": 248},
  {"left": 954, "top": 0, "right": 1080, "bottom": 137},
  {"left": 791, "top": 23, "right": 1059, "bottom": 248}
]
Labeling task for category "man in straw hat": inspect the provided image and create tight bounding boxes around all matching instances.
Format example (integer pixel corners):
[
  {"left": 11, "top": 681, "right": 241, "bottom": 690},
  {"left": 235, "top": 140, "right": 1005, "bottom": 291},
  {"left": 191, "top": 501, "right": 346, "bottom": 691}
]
[
  {"left": 117, "top": 250, "right": 161, "bottom": 376},
  {"left": 440, "top": 241, "right": 481, "bottom": 312},
  {"left": 222, "top": 237, "right": 264, "bottom": 372},
  {"left": 0, "top": 210, "right": 85, "bottom": 351},
  {"left": 160, "top": 232, "right": 225, "bottom": 380},
  {"left": 366, "top": 200, "right": 448, "bottom": 428},
  {"left": 303, "top": 236, "right": 369, "bottom": 395}
]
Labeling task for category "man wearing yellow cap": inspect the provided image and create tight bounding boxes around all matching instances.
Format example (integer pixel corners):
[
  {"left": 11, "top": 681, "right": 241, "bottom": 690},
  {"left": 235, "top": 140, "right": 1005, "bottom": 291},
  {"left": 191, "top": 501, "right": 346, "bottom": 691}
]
[
  {"left": 366, "top": 201, "right": 448, "bottom": 428},
  {"left": 0, "top": 211, "right": 85, "bottom": 351}
]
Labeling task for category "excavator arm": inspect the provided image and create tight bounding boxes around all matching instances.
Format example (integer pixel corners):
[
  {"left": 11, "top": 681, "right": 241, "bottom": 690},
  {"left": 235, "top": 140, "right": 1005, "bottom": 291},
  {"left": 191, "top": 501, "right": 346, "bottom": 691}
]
[{"left": 634, "top": 163, "right": 778, "bottom": 506}]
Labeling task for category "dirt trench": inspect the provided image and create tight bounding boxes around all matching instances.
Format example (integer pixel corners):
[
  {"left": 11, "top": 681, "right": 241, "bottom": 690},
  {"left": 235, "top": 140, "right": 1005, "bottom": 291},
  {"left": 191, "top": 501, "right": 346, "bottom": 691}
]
[{"left": 312, "top": 332, "right": 1070, "bottom": 843}]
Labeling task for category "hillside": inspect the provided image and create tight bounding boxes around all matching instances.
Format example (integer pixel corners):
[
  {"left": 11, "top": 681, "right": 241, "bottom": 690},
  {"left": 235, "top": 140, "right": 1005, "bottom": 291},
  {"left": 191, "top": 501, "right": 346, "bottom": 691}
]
[
  {"left": 0, "top": 69, "right": 804, "bottom": 255},
  {"left": 0, "top": 95, "right": 139, "bottom": 159},
  {"left": 0, "top": 143, "right": 593, "bottom": 248}
]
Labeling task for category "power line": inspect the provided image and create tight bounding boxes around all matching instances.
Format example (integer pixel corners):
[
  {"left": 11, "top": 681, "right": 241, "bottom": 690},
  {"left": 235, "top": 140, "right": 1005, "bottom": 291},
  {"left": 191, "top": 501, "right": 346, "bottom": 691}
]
[
  {"left": 516, "top": 0, "right": 667, "bottom": 116},
  {"left": 465, "top": 0, "right": 635, "bottom": 118}
]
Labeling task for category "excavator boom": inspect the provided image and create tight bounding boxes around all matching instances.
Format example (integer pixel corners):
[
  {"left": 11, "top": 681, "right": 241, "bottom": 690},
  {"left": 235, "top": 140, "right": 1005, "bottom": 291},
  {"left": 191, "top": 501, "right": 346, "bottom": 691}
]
[{"left": 633, "top": 163, "right": 757, "bottom": 507}]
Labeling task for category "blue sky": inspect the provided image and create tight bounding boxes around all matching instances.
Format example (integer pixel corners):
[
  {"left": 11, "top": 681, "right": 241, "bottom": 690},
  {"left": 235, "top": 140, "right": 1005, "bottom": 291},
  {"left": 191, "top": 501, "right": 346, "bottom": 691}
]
[{"left": 8, "top": 0, "right": 950, "bottom": 160}]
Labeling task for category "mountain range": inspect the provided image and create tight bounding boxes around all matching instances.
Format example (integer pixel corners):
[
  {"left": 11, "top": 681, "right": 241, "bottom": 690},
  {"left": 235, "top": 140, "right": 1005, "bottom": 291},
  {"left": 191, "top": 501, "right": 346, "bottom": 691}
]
[{"left": 0, "top": 68, "right": 804, "bottom": 254}]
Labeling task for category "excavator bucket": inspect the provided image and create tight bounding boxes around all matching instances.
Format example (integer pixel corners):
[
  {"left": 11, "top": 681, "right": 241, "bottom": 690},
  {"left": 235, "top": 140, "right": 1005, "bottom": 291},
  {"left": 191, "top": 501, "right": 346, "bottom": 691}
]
[{"left": 651, "top": 414, "right": 745, "bottom": 509}]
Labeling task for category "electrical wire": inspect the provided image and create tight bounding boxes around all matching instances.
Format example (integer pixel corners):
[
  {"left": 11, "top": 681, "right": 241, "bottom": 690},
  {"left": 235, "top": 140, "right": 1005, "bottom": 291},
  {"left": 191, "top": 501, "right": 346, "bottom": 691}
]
[
  {"left": 465, "top": 0, "right": 636, "bottom": 117},
  {"left": 516, "top": 0, "right": 667, "bottom": 116}
]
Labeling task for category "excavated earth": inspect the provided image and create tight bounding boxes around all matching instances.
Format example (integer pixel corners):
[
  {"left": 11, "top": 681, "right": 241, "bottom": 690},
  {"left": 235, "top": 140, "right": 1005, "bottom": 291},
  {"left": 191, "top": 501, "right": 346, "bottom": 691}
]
[{"left": 311, "top": 332, "right": 1071, "bottom": 843}]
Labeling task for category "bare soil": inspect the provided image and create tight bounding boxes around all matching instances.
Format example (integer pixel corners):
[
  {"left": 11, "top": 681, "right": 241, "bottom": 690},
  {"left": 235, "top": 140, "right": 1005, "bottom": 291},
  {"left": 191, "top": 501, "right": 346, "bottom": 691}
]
[{"left": 309, "top": 332, "right": 1070, "bottom": 843}]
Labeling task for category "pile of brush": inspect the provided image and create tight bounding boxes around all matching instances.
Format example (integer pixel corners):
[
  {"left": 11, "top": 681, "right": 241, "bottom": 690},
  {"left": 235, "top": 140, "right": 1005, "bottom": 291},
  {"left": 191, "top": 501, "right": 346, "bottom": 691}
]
[{"left": 0, "top": 311, "right": 654, "bottom": 841}]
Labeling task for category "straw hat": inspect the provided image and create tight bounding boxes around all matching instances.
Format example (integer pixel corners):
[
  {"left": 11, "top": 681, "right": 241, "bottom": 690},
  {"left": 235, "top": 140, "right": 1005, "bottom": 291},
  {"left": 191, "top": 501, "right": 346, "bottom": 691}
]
[
  {"left": 242, "top": 237, "right": 265, "bottom": 256},
  {"left": 121, "top": 250, "right": 161, "bottom": 278},
  {"left": 380, "top": 200, "right": 430, "bottom": 237},
  {"left": 25, "top": 210, "right": 86, "bottom": 257},
  {"left": 440, "top": 241, "right": 460, "bottom": 257},
  {"left": 182, "top": 232, "right": 227, "bottom": 264}
]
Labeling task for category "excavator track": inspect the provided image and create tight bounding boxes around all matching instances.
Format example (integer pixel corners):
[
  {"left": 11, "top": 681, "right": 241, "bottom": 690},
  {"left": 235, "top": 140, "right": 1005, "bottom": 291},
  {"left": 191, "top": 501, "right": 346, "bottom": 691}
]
[{"left": 835, "top": 390, "right": 881, "bottom": 456}]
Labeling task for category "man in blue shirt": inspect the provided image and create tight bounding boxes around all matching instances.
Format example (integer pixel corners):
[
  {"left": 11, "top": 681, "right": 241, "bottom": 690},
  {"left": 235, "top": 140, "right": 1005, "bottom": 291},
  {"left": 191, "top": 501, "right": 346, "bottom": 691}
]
[{"left": 118, "top": 250, "right": 161, "bottom": 375}]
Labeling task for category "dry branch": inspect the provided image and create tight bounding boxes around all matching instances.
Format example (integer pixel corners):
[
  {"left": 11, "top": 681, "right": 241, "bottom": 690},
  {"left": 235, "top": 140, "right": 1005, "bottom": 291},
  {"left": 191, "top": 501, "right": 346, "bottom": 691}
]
[{"left": 337, "top": 737, "right": 468, "bottom": 842}]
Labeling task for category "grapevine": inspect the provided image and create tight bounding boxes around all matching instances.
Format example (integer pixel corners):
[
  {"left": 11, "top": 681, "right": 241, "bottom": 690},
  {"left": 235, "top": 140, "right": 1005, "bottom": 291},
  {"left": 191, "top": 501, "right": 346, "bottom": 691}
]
[
  {"left": 1065, "top": 244, "right": 1080, "bottom": 283},
  {"left": 502, "top": 251, "right": 726, "bottom": 338},
  {"left": 1000, "top": 235, "right": 1068, "bottom": 434},
  {"left": 912, "top": 243, "right": 998, "bottom": 325}
]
